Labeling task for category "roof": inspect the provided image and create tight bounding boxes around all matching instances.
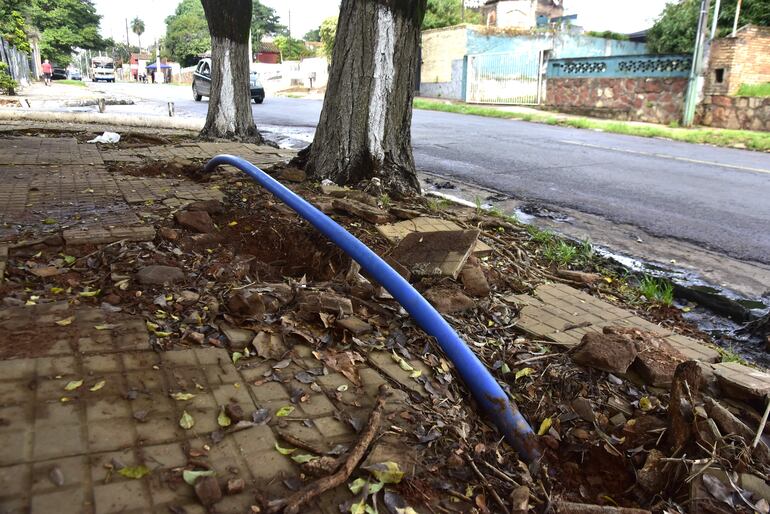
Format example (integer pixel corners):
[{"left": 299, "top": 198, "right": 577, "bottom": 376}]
[{"left": 258, "top": 42, "right": 280, "bottom": 54}]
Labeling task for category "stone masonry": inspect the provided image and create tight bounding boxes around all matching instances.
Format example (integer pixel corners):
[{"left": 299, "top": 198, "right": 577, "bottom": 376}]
[{"left": 704, "top": 25, "right": 770, "bottom": 96}]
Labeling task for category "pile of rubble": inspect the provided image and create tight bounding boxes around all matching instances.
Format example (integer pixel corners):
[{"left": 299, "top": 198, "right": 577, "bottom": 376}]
[{"left": 1, "top": 129, "right": 769, "bottom": 514}]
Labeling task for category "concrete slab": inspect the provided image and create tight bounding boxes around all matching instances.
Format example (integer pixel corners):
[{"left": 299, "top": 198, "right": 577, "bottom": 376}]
[
  {"left": 389, "top": 229, "right": 479, "bottom": 280},
  {"left": 376, "top": 216, "right": 492, "bottom": 256}
]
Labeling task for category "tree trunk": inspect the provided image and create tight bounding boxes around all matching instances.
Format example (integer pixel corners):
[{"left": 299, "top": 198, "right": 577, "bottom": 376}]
[
  {"left": 304, "top": 0, "right": 426, "bottom": 197},
  {"left": 200, "top": 0, "right": 262, "bottom": 142}
]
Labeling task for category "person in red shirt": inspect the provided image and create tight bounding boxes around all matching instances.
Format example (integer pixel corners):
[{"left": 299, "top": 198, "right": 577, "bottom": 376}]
[{"left": 41, "top": 59, "right": 52, "bottom": 86}]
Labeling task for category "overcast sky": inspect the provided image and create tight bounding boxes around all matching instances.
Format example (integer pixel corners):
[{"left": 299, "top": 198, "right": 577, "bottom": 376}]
[{"left": 92, "top": 0, "right": 671, "bottom": 48}]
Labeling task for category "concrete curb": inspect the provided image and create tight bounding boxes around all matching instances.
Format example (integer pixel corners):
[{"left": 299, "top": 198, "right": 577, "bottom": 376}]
[{"left": 0, "top": 109, "right": 203, "bottom": 131}]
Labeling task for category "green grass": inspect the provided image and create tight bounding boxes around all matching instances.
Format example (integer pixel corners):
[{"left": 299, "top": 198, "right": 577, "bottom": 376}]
[
  {"left": 413, "top": 98, "right": 770, "bottom": 152},
  {"left": 718, "top": 344, "right": 748, "bottom": 365},
  {"left": 638, "top": 276, "right": 675, "bottom": 307},
  {"left": 543, "top": 240, "right": 578, "bottom": 267},
  {"left": 379, "top": 194, "right": 391, "bottom": 209},
  {"left": 736, "top": 83, "right": 770, "bottom": 97},
  {"left": 57, "top": 79, "right": 86, "bottom": 87}
]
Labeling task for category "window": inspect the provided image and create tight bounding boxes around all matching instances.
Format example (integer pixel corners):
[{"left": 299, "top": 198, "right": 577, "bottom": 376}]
[
  {"left": 715, "top": 68, "right": 725, "bottom": 83},
  {"left": 201, "top": 63, "right": 210, "bottom": 76}
]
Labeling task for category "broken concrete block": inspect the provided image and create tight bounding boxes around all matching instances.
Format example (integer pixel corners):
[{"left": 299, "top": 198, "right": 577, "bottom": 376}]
[
  {"left": 336, "top": 316, "right": 373, "bottom": 335},
  {"left": 461, "top": 257, "right": 490, "bottom": 296},
  {"left": 376, "top": 216, "right": 493, "bottom": 256},
  {"left": 570, "top": 332, "right": 638, "bottom": 374},
  {"left": 175, "top": 210, "right": 216, "bottom": 234},
  {"left": 604, "top": 327, "right": 687, "bottom": 388},
  {"left": 712, "top": 361, "right": 770, "bottom": 402},
  {"left": 332, "top": 198, "right": 390, "bottom": 224},
  {"left": 389, "top": 207, "right": 421, "bottom": 220},
  {"left": 252, "top": 331, "right": 286, "bottom": 360},
  {"left": 219, "top": 322, "right": 255, "bottom": 350},
  {"left": 424, "top": 287, "right": 475, "bottom": 314},
  {"left": 298, "top": 291, "right": 354, "bottom": 316},
  {"left": 390, "top": 229, "right": 479, "bottom": 280}
]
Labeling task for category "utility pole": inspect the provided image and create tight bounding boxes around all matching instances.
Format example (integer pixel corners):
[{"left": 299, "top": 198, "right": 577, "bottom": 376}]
[
  {"left": 710, "top": 0, "right": 721, "bottom": 40},
  {"left": 461, "top": 0, "right": 465, "bottom": 22},
  {"left": 683, "top": 0, "right": 710, "bottom": 127},
  {"left": 125, "top": 18, "right": 130, "bottom": 46},
  {"left": 732, "top": 0, "right": 742, "bottom": 36},
  {"left": 288, "top": 9, "right": 291, "bottom": 37}
]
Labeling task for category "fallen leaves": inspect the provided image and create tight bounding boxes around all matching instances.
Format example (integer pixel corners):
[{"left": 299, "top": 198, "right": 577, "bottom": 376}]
[
  {"left": 179, "top": 411, "right": 195, "bottom": 429},
  {"left": 170, "top": 392, "right": 195, "bottom": 401},
  {"left": 64, "top": 380, "right": 83, "bottom": 391},
  {"left": 118, "top": 465, "right": 150, "bottom": 479},
  {"left": 56, "top": 317, "right": 75, "bottom": 326},
  {"left": 183, "top": 469, "right": 215, "bottom": 486},
  {"left": 276, "top": 405, "right": 294, "bottom": 417},
  {"left": 89, "top": 380, "right": 106, "bottom": 392}
]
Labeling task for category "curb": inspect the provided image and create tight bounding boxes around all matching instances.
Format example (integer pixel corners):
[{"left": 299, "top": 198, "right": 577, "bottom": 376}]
[{"left": 0, "top": 109, "right": 203, "bottom": 131}]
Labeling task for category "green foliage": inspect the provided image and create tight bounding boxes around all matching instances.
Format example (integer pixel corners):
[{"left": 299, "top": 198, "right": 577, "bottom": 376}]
[
  {"left": 526, "top": 225, "right": 555, "bottom": 244},
  {"left": 319, "top": 16, "right": 337, "bottom": 60},
  {"left": 164, "top": 0, "right": 209, "bottom": 66},
  {"left": 542, "top": 240, "right": 578, "bottom": 267},
  {"left": 0, "top": 3, "right": 31, "bottom": 53},
  {"left": 0, "top": 62, "right": 18, "bottom": 95},
  {"left": 423, "top": 0, "right": 481, "bottom": 30},
  {"left": 736, "top": 83, "right": 770, "bottom": 97},
  {"left": 251, "top": 2, "right": 286, "bottom": 50},
  {"left": 648, "top": 0, "right": 770, "bottom": 54},
  {"left": 28, "top": 0, "right": 104, "bottom": 65},
  {"left": 638, "top": 276, "right": 674, "bottom": 306},
  {"left": 274, "top": 35, "right": 312, "bottom": 61},
  {"left": 585, "top": 30, "right": 629, "bottom": 41},
  {"left": 303, "top": 28, "right": 321, "bottom": 42}
]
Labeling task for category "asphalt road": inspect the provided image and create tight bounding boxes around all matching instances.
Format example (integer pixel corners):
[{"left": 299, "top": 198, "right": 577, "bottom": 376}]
[{"left": 92, "top": 82, "right": 770, "bottom": 266}]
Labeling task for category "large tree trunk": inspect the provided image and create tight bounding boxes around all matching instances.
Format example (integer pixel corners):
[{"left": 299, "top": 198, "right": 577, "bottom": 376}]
[
  {"left": 200, "top": 0, "right": 262, "bottom": 142},
  {"left": 304, "top": 0, "right": 426, "bottom": 197}
]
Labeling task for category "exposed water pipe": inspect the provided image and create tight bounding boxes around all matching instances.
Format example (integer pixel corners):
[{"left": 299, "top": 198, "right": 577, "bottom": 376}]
[{"left": 203, "top": 154, "right": 542, "bottom": 463}]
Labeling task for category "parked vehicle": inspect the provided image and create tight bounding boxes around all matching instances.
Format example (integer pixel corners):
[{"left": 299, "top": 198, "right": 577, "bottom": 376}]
[
  {"left": 51, "top": 68, "right": 67, "bottom": 80},
  {"left": 90, "top": 57, "right": 115, "bottom": 83},
  {"left": 192, "top": 58, "right": 265, "bottom": 104},
  {"left": 67, "top": 69, "right": 82, "bottom": 81}
]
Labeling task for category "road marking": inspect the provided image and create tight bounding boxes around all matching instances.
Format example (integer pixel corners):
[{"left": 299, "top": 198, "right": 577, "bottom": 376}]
[{"left": 560, "top": 140, "right": 770, "bottom": 175}]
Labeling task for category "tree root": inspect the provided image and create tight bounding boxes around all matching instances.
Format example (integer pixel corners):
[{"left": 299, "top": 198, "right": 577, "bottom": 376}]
[{"left": 269, "top": 384, "right": 392, "bottom": 514}]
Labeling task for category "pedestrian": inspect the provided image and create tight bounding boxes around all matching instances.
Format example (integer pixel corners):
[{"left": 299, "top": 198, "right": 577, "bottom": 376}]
[{"left": 41, "top": 59, "right": 52, "bottom": 86}]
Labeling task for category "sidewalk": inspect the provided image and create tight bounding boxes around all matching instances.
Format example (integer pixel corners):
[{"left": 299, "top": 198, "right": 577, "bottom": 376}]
[{"left": 1, "top": 124, "right": 770, "bottom": 514}]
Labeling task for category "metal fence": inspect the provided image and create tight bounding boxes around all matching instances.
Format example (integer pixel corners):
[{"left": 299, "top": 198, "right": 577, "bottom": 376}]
[
  {"left": 547, "top": 54, "right": 692, "bottom": 79},
  {"left": 0, "top": 37, "right": 32, "bottom": 86},
  {"left": 466, "top": 51, "right": 544, "bottom": 105}
]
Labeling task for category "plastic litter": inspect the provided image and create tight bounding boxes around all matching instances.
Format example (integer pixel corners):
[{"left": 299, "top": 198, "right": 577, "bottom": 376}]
[{"left": 87, "top": 131, "right": 120, "bottom": 144}]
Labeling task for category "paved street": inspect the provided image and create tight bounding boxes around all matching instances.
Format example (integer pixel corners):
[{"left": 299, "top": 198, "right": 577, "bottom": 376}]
[{"left": 54, "top": 82, "right": 770, "bottom": 293}]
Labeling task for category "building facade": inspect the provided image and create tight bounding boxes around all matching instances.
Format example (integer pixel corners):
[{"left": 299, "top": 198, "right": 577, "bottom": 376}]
[{"left": 704, "top": 25, "right": 770, "bottom": 96}]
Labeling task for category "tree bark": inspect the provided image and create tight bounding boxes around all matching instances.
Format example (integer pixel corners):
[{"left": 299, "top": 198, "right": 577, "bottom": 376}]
[
  {"left": 200, "top": 0, "right": 262, "bottom": 142},
  {"left": 303, "top": 0, "right": 426, "bottom": 197}
]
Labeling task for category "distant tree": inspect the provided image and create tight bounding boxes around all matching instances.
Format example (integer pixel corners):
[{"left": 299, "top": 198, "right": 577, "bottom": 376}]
[
  {"left": 27, "top": 0, "right": 104, "bottom": 65},
  {"left": 648, "top": 0, "right": 770, "bottom": 54},
  {"left": 423, "top": 0, "right": 481, "bottom": 30},
  {"left": 299, "top": 0, "right": 428, "bottom": 196},
  {"left": 200, "top": 0, "right": 260, "bottom": 141},
  {"left": 251, "top": 2, "right": 285, "bottom": 50},
  {"left": 303, "top": 28, "right": 321, "bottom": 42},
  {"left": 0, "top": 0, "right": 31, "bottom": 53},
  {"left": 274, "top": 35, "right": 311, "bottom": 61},
  {"left": 131, "top": 17, "right": 145, "bottom": 50},
  {"left": 319, "top": 16, "right": 337, "bottom": 60},
  {"left": 585, "top": 30, "right": 629, "bottom": 41},
  {"left": 164, "top": 0, "right": 209, "bottom": 66}
]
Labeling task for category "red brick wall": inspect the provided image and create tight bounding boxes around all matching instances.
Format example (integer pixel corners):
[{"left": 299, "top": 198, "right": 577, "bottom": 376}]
[
  {"left": 705, "top": 25, "right": 770, "bottom": 96},
  {"left": 697, "top": 95, "right": 770, "bottom": 131},
  {"left": 546, "top": 77, "right": 688, "bottom": 124}
]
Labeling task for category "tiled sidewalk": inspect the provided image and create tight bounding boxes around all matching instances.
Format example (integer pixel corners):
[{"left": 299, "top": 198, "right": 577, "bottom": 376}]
[{"left": 0, "top": 302, "right": 418, "bottom": 514}]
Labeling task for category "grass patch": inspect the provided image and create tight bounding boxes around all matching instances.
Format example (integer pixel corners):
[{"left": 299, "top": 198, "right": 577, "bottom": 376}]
[
  {"left": 56, "top": 79, "right": 86, "bottom": 87},
  {"left": 736, "top": 83, "right": 770, "bottom": 97},
  {"left": 718, "top": 344, "right": 749, "bottom": 365},
  {"left": 638, "top": 276, "right": 674, "bottom": 307},
  {"left": 543, "top": 240, "right": 578, "bottom": 267},
  {"left": 413, "top": 98, "right": 770, "bottom": 152},
  {"left": 425, "top": 197, "right": 452, "bottom": 212}
]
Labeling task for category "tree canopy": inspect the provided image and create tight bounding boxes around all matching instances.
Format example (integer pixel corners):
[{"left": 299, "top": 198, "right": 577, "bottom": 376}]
[
  {"left": 303, "top": 28, "right": 321, "bottom": 42},
  {"left": 319, "top": 16, "right": 337, "bottom": 60},
  {"left": 648, "top": 0, "right": 770, "bottom": 54},
  {"left": 4, "top": 0, "right": 104, "bottom": 65},
  {"left": 423, "top": 0, "right": 481, "bottom": 30},
  {"left": 274, "top": 35, "right": 313, "bottom": 61},
  {"left": 165, "top": 0, "right": 284, "bottom": 66}
]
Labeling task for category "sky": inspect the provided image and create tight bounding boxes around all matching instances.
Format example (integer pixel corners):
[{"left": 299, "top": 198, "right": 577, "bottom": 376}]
[{"left": 92, "top": 0, "right": 671, "bottom": 48}]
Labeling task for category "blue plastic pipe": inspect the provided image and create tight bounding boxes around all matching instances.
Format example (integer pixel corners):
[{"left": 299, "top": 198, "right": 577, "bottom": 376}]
[{"left": 204, "top": 154, "right": 542, "bottom": 463}]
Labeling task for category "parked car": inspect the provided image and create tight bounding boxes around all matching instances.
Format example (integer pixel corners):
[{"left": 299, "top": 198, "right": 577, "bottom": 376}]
[
  {"left": 51, "top": 67, "right": 67, "bottom": 80},
  {"left": 192, "top": 58, "right": 265, "bottom": 104},
  {"left": 67, "top": 69, "right": 82, "bottom": 81}
]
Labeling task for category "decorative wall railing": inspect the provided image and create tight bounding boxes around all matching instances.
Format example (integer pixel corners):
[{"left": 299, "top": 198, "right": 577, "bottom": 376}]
[{"left": 547, "top": 54, "right": 692, "bottom": 79}]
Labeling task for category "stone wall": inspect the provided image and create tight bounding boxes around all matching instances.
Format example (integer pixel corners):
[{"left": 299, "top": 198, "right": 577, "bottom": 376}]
[
  {"left": 545, "top": 77, "right": 687, "bottom": 124},
  {"left": 705, "top": 25, "right": 770, "bottom": 96},
  {"left": 698, "top": 95, "right": 770, "bottom": 131}
]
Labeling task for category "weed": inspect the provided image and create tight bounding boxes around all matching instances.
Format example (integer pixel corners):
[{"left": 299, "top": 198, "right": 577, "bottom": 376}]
[
  {"left": 526, "top": 225, "right": 554, "bottom": 244},
  {"left": 668, "top": 120, "right": 680, "bottom": 129},
  {"left": 379, "top": 194, "right": 391, "bottom": 209},
  {"left": 545, "top": 117, "right": 559, "bottom": 125},
  {"left": 575, "top": 238, "right": 595, "bottom": 265},
  {"left": 718, "top": 345, "right": 748, "bottom": 365},
  {"left": 638, "top": 276, "right": 674, "bottom": 306},
  {"left": 543, "top": 240, "right": 578, "bottom": 267},
  {"left": 474, "top": 196, "right": 483, "bottom": 216},
  {"left": 426, "top": 198, "right": 440, "bottom": 212},
  {"left": 736, "top": 82, "right": 770, "bottom": 97}
]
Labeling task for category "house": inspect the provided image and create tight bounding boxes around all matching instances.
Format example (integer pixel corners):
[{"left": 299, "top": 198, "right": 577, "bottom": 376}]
[
  {"left": 257, "top": 41, "right": 281, "bottom": 64},
  {"left": 481, "top": 0, "right": 564, "bottom": 29},
  {"left": 129, "top": 52, "right": 151, "bottom": 80}
]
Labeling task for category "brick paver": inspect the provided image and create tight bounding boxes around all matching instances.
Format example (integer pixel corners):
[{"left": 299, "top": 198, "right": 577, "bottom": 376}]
[
  {"left": 0, "top": 300, "right": 428, "bottom": 513},
  {"left": 511, "top": 282, "right": 721, "bottom": 363}
]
